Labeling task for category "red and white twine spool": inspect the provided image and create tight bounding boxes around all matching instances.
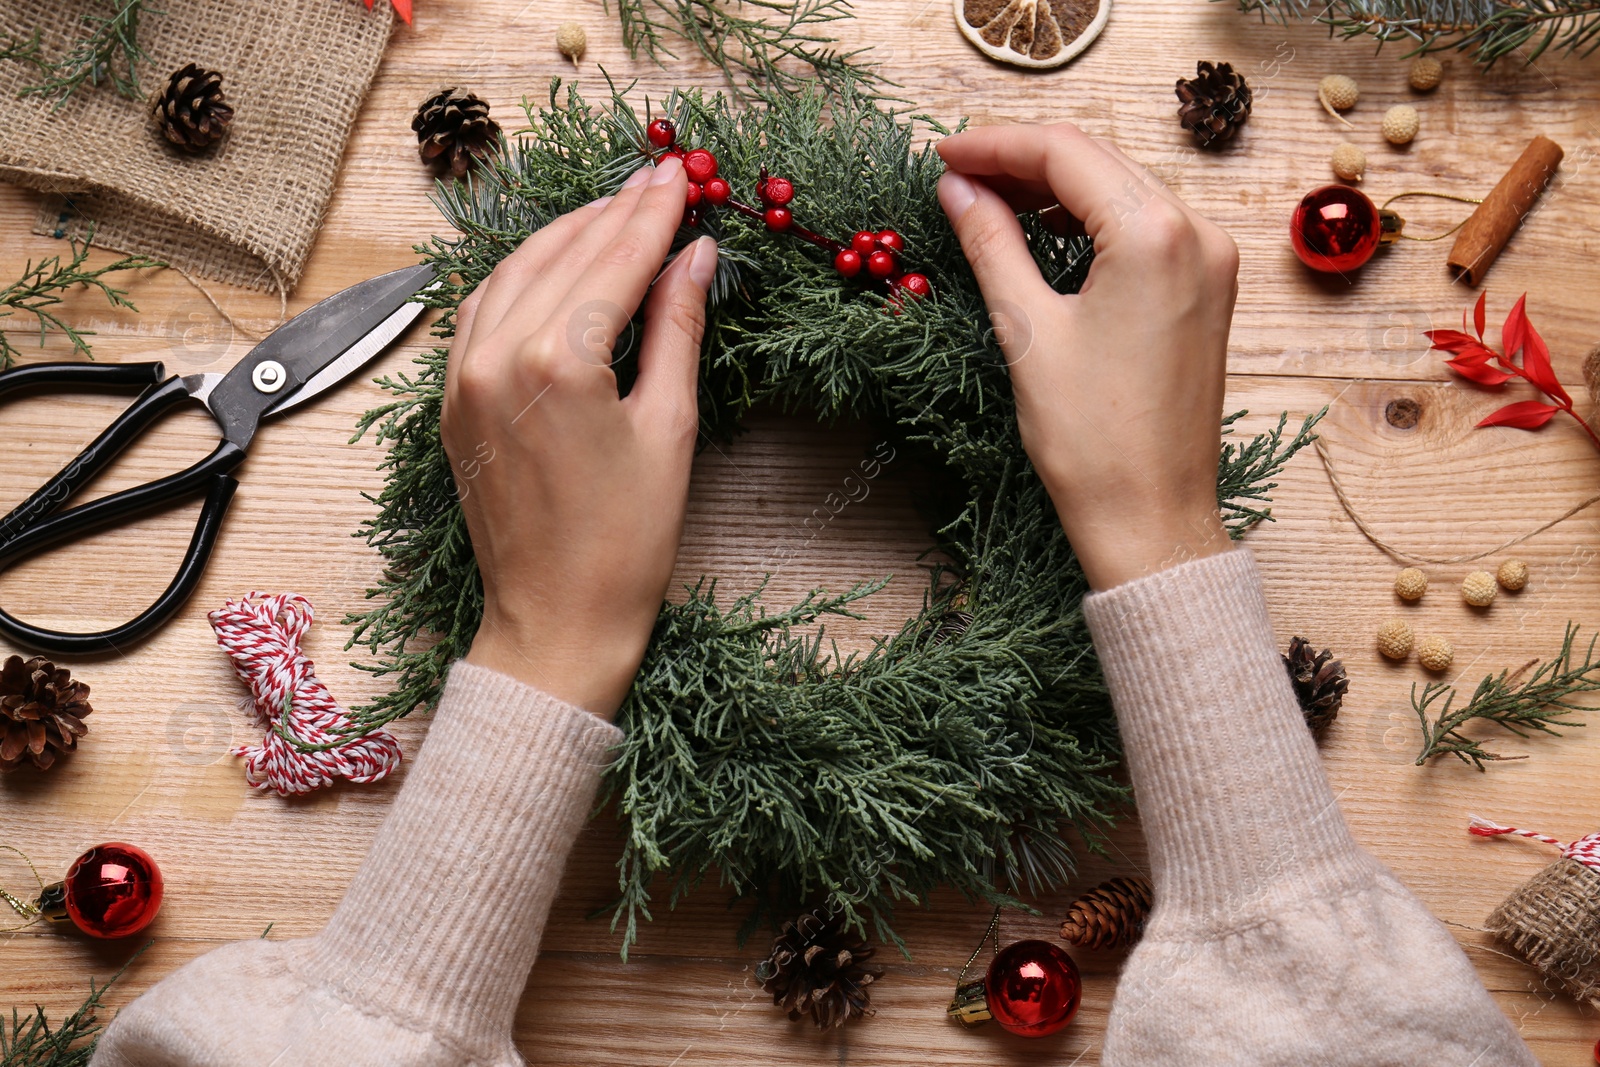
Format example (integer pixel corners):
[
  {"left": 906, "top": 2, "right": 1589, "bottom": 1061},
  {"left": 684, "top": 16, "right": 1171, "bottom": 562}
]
[
  {"left": 1468, "top": 816, "right": 1600, "bottom": 872},
  {"left": 209, "top": 592, "right": 401, "bottom": 795}
]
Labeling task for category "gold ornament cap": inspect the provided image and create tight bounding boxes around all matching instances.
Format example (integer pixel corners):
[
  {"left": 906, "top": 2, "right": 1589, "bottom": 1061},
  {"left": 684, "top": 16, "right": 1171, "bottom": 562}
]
[{"left": 947, "top": 979, "right": 992, "bottom": 1026}]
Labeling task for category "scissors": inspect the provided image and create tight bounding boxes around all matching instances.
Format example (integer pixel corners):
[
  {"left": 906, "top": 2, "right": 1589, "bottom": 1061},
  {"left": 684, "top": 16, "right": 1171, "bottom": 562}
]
[{"left": 0, "top": 263, "right": 437, "bottom": 655}]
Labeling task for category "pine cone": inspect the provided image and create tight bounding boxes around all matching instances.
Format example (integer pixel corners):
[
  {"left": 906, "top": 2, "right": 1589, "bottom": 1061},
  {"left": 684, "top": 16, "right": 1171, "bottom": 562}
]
[
  {"left": 1059, "top": 875, "right": 1153, "bottom": 950},
  {"left": 0, "top": 656, "right": 92, "bottom": 772},
  {"left": 153, "top": 64, "right": 234, "bottom": 152},
  {"left": 757, "top": 910, "right": 882, "bottom": 1028},
  {"left": 1282, "top": 636, "right": 1348, "bottom": 735},
  {"left": 1175, "top": 61, "right": 1253, "bottom": 148},
  {"left": 412, "top": 88, "right": 500, "bottom": 179}
]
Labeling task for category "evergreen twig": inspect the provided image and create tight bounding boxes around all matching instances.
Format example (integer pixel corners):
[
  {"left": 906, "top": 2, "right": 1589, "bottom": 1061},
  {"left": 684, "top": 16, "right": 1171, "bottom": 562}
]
[
  {"left": 0, "top": 949, "right": 141, "bottom": 1067},
  {"left": 19, "top": 0, "right": 149, "bottom": 106},
  {"left": 0, "top": 231, "right": 164, "bottom": 370},
  {"left": 0, "top": 31, "right": 44, "bottom": 69},
  {"left": 347, "top": 79, "right": 1322, "bottom": 954},
  {"left": 1230, "top": 0, "right": 1600, "bottom": 66},
  {"left": 1413, "top": 622, "right": 1600, "bottom": 769},
  {"left": 1217, "top": 408, "right": 1326, "bottom": 535},
  {"left": 605, "top": 0, "right": 889, "bottom": 98}
]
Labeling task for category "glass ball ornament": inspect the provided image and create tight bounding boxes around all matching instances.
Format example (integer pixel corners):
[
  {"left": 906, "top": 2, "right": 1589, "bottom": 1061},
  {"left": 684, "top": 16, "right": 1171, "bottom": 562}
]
[
  {"left": 37, "top": 842, "right": 163, "bottom": 938},
  {"left": 1290, "top": 185, "right": 1403, "bottom": 273},
  {"left": 948, "top": 938, "right": 1082, "bottom": 1038}
]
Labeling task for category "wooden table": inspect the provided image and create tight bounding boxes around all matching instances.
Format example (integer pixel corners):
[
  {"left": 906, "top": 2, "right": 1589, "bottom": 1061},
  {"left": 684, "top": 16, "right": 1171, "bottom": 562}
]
[{"left": 4, "top": 1, "right": 1599, "bottom": 1062}]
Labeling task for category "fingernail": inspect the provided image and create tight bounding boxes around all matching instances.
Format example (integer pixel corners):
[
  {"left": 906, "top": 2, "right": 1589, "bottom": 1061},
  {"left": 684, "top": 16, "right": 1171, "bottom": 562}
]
[
  {"left": 622, "top": 166, "right": 652, "bottom": 190},
  {"left": 938, "top": 171, "right": 978, "bottom": 222},
  {"left": 687, "top": 236, "right": 718, "bottom": 291},
  {"left": 650, "top": 154, "right": 683, "bottom": 186}
]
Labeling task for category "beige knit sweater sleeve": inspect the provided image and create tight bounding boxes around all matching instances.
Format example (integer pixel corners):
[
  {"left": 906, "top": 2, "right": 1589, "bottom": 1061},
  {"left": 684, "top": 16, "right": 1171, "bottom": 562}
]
[{"left": 92, "top": 549, "right": 1536, "bottom": 1066}]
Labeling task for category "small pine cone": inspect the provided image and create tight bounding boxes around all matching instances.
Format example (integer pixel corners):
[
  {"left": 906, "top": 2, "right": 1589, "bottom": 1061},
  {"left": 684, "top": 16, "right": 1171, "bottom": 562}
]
[
  {"left": 1463, "top": 571, "right": 1497, "bottom": 607},
  {"left": 412, "top": 88, "right": 501, "bottom": 179},
  {"left": 1377, "top": 619, "right": 1414, "bottom": 660},
  {"left": 1417, "top": 635, "right": 1454, "bottom": 672},
  {"left": 757, "top": 910, "right": 882, "bottom": 1029},
  {"left": 1283, "top": 636, "right": 1349, "bottom": 734},
  {"left": 0, "top": 655, "right": 93, "bottom": 772},
  {"left": 1175, "top": 61, "right": 1253, "bottom": 148},
  {"left": 1060, "top": 876, "right": 1154, "bottom": 950},
  {"left": 1409, "top": 56, "right": 1443, "bottom": 91},
  {"left": 1394, "top": 567, "right": 1427, "bottom": 601},
  {"left": 1497, "top": 558, "right": 1528, "bottom": 591},
  {"left": 1331, "top": 143, "right": 1366, "bottom": 182},
  {"left": 1383, "top": 105, "right": 1419, "bottom": 145},
  {"left": 152, "top": 64, "right": 234, "bottom": 152}
]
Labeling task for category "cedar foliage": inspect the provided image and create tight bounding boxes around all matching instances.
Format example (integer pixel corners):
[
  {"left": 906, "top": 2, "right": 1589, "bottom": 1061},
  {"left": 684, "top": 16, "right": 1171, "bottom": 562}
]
[{"left": 347, "top": 80, "right": 1322, "bottom": 953}]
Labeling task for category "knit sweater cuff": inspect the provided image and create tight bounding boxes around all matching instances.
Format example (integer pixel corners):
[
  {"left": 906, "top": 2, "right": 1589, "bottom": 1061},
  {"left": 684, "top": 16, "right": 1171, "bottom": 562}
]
[
  {"left": 305, "top": 661, "right": 622, "bottom": 1045},
  {"left": 1083, "top": 547, "right": 1375, "bottom": 929}
]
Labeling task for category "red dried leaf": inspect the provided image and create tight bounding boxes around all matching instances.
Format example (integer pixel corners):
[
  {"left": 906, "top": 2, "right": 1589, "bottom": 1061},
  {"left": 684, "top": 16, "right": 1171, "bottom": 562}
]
[
  {"left": 1447, "top": 356, "right": 1514, "bottom": 386},
  {"left": 1426, "top": 329, "right": 1496, "bottom": 362},
  {"left": 393, "top": 0, "right": 413, "bottom": 22},
  {"left": 1478, "top": 400, "right": 1560, "bottom": 429},
  {"left": 1473, "top": 292, "right": 1487, "bottom": 341},
  {"left": 1518, "top": 311, "right": 1570, "bottom": 405},
  {"left": 1502, "top": 295, "right": 1527, "bottom": 362}
]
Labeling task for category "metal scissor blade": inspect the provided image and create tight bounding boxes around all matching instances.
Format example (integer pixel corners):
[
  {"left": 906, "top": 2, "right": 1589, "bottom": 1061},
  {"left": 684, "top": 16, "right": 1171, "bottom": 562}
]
[{"left": 266, "top": 286, "right": 436, "bottom": 417}]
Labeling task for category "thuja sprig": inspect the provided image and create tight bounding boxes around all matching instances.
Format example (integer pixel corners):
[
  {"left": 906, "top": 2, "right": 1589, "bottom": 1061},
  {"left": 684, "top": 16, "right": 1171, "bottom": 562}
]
[
  {"left": 0, "top": 31, "right": 44, "bottom": 69},
  {"left": 0, "top": 230, "right": 165, "bottom": 370},
  {"left": 0, "top": 950, "right": 139, "bottom": 1067},
  {"left": 1413, "top": 622, "right": 1600, "bottom": 769},
  {"left": 19, "top": 0, "right": 149, "bottom": 107},
  {"left": 1229, "top": 0, "right": 1600, "bottom": 66},
  {"left": 606, "top": 0, "right": 888, "bottom": 99}
]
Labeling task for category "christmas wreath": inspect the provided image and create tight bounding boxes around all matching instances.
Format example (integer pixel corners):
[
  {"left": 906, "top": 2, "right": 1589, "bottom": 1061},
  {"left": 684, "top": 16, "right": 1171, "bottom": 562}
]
[{"left": 348, "top": 81, "right": 1320, "bottom": 953}]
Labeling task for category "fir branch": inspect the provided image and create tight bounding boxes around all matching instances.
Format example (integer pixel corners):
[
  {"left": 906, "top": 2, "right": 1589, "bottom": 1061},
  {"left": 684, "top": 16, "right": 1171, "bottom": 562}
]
[
  {"left": 1413, "top": 622, "right": 1600, "bottom": 769},
  {"left": 19, "top": 0, "right": 149, "bottom": 107},
  {"left": 1216, "top": 407, "right": 1325, "bottom": 536},
  {"left": 0, "top": 950, "right": 139, "bottom": 1067},
  {"left": 605, "top": 0, "right": 888, "bottom": 98},
  {"left": 1230, "top": 0, "right": 1600, "bottom": 65},
  {"left": 0, "top": 231, "right": 164, "bottom": 370}
]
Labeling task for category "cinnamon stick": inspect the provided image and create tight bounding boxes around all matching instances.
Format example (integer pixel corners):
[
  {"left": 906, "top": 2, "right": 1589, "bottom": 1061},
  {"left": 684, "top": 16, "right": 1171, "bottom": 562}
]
[{"left": 1448, "top": 135, "right": 1564, "bottom": 286}]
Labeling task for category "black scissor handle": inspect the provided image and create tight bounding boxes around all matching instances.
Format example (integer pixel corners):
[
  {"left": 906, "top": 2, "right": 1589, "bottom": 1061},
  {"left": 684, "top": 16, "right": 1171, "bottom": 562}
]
[{"left": 0, "top": 360, "right": 166, "bottom": 394}]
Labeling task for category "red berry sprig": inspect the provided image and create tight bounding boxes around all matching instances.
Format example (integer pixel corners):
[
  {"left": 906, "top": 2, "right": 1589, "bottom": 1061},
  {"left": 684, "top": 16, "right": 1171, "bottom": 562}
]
[{"left": 641, "top": 120, "right": 931, "bottom": 301}]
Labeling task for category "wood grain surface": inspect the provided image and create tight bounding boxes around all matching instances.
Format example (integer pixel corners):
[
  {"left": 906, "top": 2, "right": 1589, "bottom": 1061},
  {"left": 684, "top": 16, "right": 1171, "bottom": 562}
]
[{"left": 3, "top": 1, "right": 1600, "bottom": 1062}]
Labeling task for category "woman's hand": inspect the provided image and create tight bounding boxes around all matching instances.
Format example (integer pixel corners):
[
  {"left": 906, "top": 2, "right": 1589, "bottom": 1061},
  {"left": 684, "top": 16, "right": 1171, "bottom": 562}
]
[
  {"left": 441, "top": 155, "right": 717, "bottom": 717},
  {"left": 936, "top": 123, "right": 1238, "bottom": 590}
]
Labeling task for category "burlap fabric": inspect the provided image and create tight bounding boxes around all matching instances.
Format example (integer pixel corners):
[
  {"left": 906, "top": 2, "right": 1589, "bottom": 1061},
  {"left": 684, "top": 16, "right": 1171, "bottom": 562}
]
[
  {"left": 0, "top": 0, "right": 393, "bottom": 293},
  {"left": 1486, "top": 857, "right": 1600, "bottom": 1007}
]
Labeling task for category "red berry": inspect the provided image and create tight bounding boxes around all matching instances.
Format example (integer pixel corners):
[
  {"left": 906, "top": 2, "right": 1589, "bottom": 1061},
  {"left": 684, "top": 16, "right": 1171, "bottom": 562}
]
[
  {"left": 875, "top": 230, "right": 904, "bottom": 254},
  {"left": 867, "top": 250, "right": 895, "bottom": 277},
  {"left": 834, "top": 249, "right": 863, "bottom": 277},
  {"left": 682, "top": 149, "right": 718, "bottom": 184},
  {"left": 896, "top": 273, "right": 932, "bottom": 299},
  {"left": 686, "top": 207, "right": 703, "bottom": 228},
  {"left": 686, "top": 181, "right": 703, "bottom": 208},
  {"left": 760, "top": 176, "right": 795, "bottom": 206},
  {"left": 662, "top": 146, "right": 685, "bottom": 160},
  {"left": 851, "top": 230, "right": 877, "bottom": 256},
  {"left": 764, "top": 207, "right": 793, "bottom": 232},
  {"left": 647, "top": 119, "right": 677, "bottom": 149},
  {"left": 703, "top": 177, "right": 732, "bottom": 205}
]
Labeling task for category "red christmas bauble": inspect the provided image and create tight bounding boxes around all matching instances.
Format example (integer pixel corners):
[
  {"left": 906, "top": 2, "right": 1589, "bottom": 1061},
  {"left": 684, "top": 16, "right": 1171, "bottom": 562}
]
[
  {"left": 682, "top": 149, "right": 718, "bottom": 184},
  {"left": 63, "top": 843, "right": 163, "bottom": 939},
  {"left": 834, "top": 249, "right": 863, "bottom": 277},
  {"left": 703, "top": 178, "right": 732, "bottom": 206},
  {"left": 1290, "top": 185, "right": 1382, "bottom": 273},
  {"left": 984, "top": 940, "right": 1081, "bottom": 1037},
  {"left": 875, "top": 229, "right": 904, "bottom": 254},
  {"left": 896, "top": 273, "right": 932, "bottom": 299},
  {"left": 764, "top": 207, "right": 793, "bottom": 232},
  {"left": 866, "top": 250, "right": 896, "bottom": 278},
  {"left": 646, "top": 119, "right": 677, "bottom": 149},
  {"left": 761, "top": 176, "right": 795, "bottom": 206},
  {"left": 851, "top": 230, "right": 878, "bottom": 256}
]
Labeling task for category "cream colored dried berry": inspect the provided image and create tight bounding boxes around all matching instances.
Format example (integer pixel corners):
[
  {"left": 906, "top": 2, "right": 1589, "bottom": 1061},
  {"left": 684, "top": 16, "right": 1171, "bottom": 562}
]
[
  {"left": 1319, "top": 74, "right": 1359, "bottom": 126},
  {"left": 557, "top": 22, "right": 587, "bottom": 67},
  {"left": 1383, "top": 105, "right": 1419, "bottom": 145},
  {"left": 1417, "top": 635, "right": 1454, "bottom": 672},
  {"left": 1409, "top": 56, "right": 1443, "bottom": 91},
  {"left": 1377, "top": 619, "right": 1414, "bottom": 660},
  {"left": 1497, "top": 558, "right": 1528, "bottom": 591},
  {"left": 1462, "top": 571, "right": 1497, "bottom": 607},
  {"left": 1394, "top": 567, "right": 1427, "bottom": 601},
  {"left": 1331, "top": 142, "right": 1366, "bottom": 181}
]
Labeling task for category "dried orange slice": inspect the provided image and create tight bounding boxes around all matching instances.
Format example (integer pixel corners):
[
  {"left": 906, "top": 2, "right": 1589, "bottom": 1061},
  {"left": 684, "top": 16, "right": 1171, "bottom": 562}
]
[{"left": 955, "top": 0, "right": 1109, "bottom": 69}]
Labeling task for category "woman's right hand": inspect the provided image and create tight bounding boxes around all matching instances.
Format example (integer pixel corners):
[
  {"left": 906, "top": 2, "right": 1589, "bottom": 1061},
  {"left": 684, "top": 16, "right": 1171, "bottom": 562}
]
[{"left": 936, "top": 123, "right": 1241, "bottom": 590}]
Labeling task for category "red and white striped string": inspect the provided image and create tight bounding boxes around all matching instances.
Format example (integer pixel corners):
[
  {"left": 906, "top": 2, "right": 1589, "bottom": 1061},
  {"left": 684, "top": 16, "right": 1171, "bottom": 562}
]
[
  {"left": 209, "top": 592, "right": 402, "bottom": 796},
  {"left": 1468, "top": 816, "right": 1600, "bottom": 872}
]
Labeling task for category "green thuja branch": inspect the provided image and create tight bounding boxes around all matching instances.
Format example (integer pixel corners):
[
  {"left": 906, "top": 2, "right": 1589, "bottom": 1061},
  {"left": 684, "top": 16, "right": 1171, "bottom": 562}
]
[
  {"left": 20, "top": 0, "right": 149, "bottom": 106},
  {"left": 0, "top": 231, "right": 163, "bottom": 369},
  {"left": 0, "top": 31, "right": 44, "bottom": 69},
  {"left": 0, "top": 951, "right": 140, "bottom": 1067},
  {"left": 1217, "top": 407, "right": 1325, "bottom": 537},
  {"left": 1414, "top": 622, "right": 1600, "bottom": 769},
  {"left": 605, "top": 0, "right": 888, "bottom": 98},
  {"left": 1230, "top": 0, "right": 1600, "bottom": 65}
]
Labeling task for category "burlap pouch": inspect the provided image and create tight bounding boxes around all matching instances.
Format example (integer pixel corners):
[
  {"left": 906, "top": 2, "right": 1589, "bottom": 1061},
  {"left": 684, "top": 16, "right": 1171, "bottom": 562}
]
[{"left": 0, "top": 0, "right": 392, "bottom": 293}]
